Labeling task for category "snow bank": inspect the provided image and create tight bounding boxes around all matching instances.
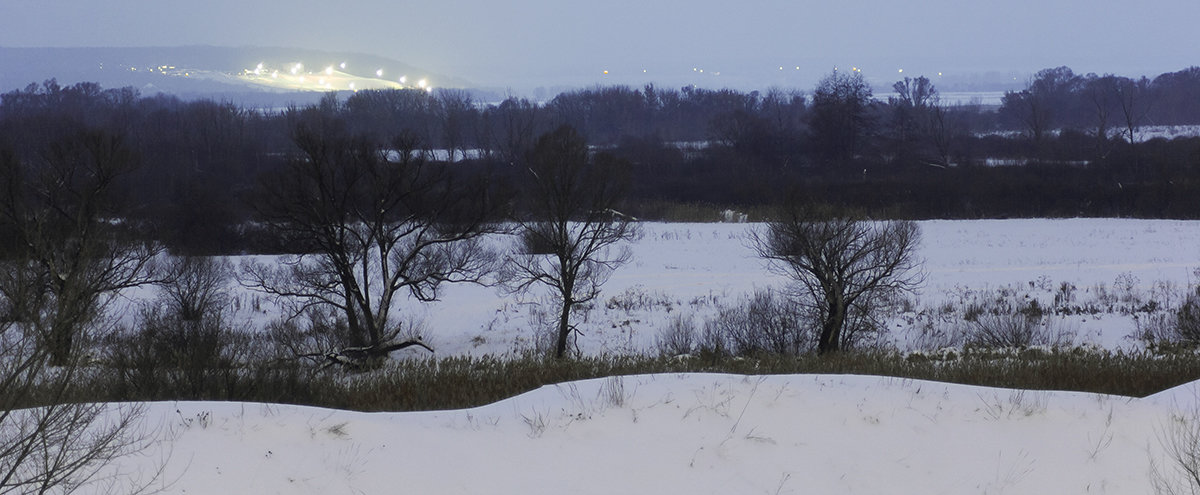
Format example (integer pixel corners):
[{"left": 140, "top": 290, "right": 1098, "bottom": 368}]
[{"left": 120, "top": 373, "right": 1182, "bottom": 494}]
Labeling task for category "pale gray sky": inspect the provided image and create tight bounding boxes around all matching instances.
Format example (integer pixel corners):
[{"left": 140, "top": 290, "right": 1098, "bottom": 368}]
[{"left": 2, "top": 0, "right": 1197, "bottom": 90}]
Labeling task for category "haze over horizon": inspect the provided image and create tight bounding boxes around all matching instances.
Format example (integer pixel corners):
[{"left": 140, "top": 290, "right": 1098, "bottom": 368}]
[{"left": 2, "top": 0, "right": 1197, "bottom": 92}]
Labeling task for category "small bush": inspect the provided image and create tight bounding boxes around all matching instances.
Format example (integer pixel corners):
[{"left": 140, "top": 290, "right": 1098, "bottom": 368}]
[
  {"left": 1140, "top": 290, "right": 1200, "bottom": 349},
  {"left": 1177, "top": 293, "right": 1200, "bottom": 342},
  {"left": 966, "top": 312, "right": 1075, "bottom": 349},
  {"left": 701, "top": 288, "right": 812, "bottom": 356},
  {"left": 104, "top": 303, "right": 252, "bottom": 398},
  {"left": 655, "top": 313, "right": 696, "bottom": 356}
]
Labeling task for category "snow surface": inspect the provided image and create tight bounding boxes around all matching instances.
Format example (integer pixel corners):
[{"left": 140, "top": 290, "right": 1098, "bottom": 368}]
[
  {"left": 106, "top": 218, "right": 1200, "bottom": 356},
  {"left": 245, "top": 218, "right": 1199, "bottom": 357},
  {"left": 91, "top": 218, "right": 1200, "bottom": 493},
  {"left": 118, "top": 374, "right": 1199, "bottom": 494}
]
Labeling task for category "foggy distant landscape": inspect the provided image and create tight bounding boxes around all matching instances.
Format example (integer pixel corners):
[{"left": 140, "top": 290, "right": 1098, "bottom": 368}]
[{"left": 4, "top": 0, "right": 1200, "bottom": 492}]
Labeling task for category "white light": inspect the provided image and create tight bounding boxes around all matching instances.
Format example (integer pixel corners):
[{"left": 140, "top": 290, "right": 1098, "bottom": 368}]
[
  {"left": 339, "top": 62, "right": 346, "bottom": 69},
  {"left": 271, "top": 71, "right": 278, "bottom": 78},
  {"left": 417, "top": 79, "right": 427, "bottom": 88},
  {"left": 349, "top": 82, "right": 356, "bottom": 90},
  {"left": 399, "top": 75, "right": 407, "bottom": 84},
  {"left": 319, "top": 78, "right": 326, "bottom": 85},
  {"left": 898, "top": 68, "right": 904, "bottom": 73},
  {"left": 325, "top": 66, "right": 334, "bottom": 76},
  {"left": 375, "top": 68, "right": 383, "bottom": 77}
]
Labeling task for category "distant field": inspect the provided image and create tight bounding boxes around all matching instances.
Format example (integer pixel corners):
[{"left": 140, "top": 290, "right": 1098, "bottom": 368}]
[{"left": 112, "top": 218, "right": 1200, "bottom": 357}]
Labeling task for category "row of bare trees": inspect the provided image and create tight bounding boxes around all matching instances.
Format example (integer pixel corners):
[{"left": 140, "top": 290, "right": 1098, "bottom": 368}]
[
  {"left": 238, "top": 114, "right": 639, "bottom": 361},
  {"left": 0, "top": 111, "right": 922, "bottom": 367},
  {"left": 238, "top": 111, "right": 920, "bottom": 359}
]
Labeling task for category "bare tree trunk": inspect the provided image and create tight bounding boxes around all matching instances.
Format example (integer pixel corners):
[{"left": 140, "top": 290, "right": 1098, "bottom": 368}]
[
  {"left": 818, "top": 299, "right": 846, "bottom": 355},
  {"left": 555, "top": 299, "right": 573, "bottom": 358}
]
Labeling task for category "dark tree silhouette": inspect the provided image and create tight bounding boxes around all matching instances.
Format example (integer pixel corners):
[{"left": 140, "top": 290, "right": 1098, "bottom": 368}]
[
  {"left": 809, "top": 70, "right": 875, "bottom": 167},
  {"left": 0, "top": 130, "right": 160, "bottom": 365},
  {"left": 506, "top": 125, "right": 639, "bottom": 358},
  {"left": 242, "top": 111, "right": 501, "bottom": 360},
  {"left": 751, "top": 205, "right": 922, "bottom": 354}
]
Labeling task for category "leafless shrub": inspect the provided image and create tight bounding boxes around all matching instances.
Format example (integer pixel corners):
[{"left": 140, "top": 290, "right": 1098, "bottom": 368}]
[
  {"left": 1136, "top": 289, "right": 1200, "bottom": 349},
  {"left": 909, "top": 319, "right": 966, "bottom": 351},
  {"left": 701, "top": 289, "right": 814, "bottom": 356},
  {"left": 1152, "top": 406, "right": 1200, "bottom": 495},
  {"left": 966, "top": 312, "right": 1075, "bottom": 349},
  {"left": 655, "top": 313, "right": 696, "bottom": 356},
  {"left": 104, "top": 303, "right": 252, "bottom": 397},
  {"left": 1, "top": 318, "right": 158, "bottom": 493},
  {"left": 157, "top": 256, "right": 232, "bottom": 322}
]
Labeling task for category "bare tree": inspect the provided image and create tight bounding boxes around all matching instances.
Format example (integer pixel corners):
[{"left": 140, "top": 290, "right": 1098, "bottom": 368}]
[
  {"left": 506, "top": 125, "right": 639, "bottom": 358},
  {"left": 0, "top": 130, "right": 160, "bottom": 366},
  {"left": 1116, "top": 76, "right": 1152, "bottom": 146},
  {"left": 751, "top": 205, "right": 922, "bottom": 354},
  {"left": 809, "top": 70, "right": 875, "bottom": 167},
  {"left": 484, "top": 96, "right": 541, "bottom": 165},
  {"left": 888, "top": 76, "right": 938, "bottom": 165},
  {"left": 926, "top": 100, "right": 955, "bottom": 167},
  {"left": 0, "top": 138, "right": 158, "bottom": 492},
  {"left": 1001, "top": 88, "right": 1051, "bottom": 151},
  {"left": 157, "top": 256, "right": 231, "bottom": 322},
  {"left": 433, "top": 89, "right": 476, "bottom": 162},
  {"left": 241, "top": 114, "right": 501, "bottom": 365}
]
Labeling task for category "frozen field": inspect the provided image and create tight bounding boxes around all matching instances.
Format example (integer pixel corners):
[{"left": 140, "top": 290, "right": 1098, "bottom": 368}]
[
  {"left": 209, "top": 218, "right": 1200, "bottom": 357},
  {"left": 87, "top": 218, "right": 1200, "bottom": 494}
]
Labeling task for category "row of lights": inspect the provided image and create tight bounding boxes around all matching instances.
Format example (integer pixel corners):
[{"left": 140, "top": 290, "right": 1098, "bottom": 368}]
[{"left": 248, "top": 61, "right": 430, "bottom": 91}]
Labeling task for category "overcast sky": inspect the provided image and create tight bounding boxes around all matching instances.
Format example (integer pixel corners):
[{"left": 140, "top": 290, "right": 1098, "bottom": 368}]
[{"left": 2, "top": 0, "right": 1197, "bottom": 90}]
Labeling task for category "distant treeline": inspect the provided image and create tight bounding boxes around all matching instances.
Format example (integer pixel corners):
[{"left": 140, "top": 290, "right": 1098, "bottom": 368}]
[{"left": 2, "top": 65, "right": 1199, "bottom": 255}]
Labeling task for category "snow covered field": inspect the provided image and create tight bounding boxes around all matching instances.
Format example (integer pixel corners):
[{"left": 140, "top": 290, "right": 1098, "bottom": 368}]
[
  {"left": 95, "top": 218, "right": 1200, "bottom": 494},
  {"left": 235, "top": 217, "right": 1199, "bottom": 357}
]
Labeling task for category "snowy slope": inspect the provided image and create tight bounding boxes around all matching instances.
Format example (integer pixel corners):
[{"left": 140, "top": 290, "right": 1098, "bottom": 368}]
[{"left": 119, "top": 373, "right": 1193, "bottom": 494}]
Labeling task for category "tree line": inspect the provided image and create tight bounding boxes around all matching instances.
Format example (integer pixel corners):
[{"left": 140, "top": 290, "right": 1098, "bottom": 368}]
[{"left": 2, "top": 66, "right": 1200, "bottom": 257}]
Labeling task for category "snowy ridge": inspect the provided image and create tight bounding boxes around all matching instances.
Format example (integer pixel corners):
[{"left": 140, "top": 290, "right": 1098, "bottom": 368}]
[{"left": 120, "top": 373, "right": 1196, "bottom": 494}]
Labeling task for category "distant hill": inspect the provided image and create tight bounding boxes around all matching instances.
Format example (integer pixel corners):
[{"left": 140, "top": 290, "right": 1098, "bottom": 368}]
[{"left": 0, "top": 46, "right": 474, "bottom": 104}]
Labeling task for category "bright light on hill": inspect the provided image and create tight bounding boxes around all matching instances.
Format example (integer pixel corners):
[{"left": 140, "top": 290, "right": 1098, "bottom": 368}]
[{"left": 232, "top": 61, "right": 434, "bottom": 92}]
